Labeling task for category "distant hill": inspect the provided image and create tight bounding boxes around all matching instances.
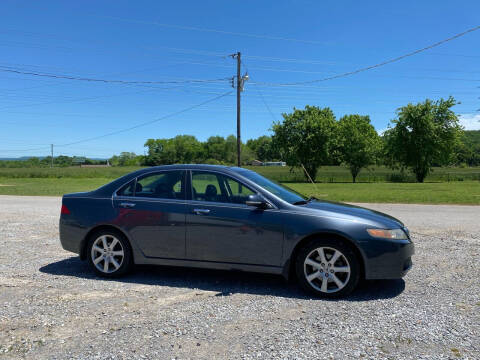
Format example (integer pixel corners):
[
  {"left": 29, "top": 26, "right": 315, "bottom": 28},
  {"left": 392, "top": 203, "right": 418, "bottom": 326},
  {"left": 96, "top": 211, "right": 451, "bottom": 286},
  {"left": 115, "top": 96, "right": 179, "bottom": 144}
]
[{"left": 0, "top": 156, "right": 46, "bottom": 161}]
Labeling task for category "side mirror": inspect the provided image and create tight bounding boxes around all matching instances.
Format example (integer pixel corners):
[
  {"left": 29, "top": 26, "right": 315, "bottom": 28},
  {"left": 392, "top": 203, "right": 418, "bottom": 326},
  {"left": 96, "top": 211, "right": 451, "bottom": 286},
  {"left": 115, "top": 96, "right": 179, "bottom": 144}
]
[{"left": 246, "top": 194, "right": 270, "bottom": 209}]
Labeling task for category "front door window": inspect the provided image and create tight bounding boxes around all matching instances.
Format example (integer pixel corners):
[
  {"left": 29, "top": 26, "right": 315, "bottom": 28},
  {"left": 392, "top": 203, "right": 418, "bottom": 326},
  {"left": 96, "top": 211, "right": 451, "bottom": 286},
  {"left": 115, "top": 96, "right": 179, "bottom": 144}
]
[{"left": 191, "top": 171, "right": 255, "bottom": 204}]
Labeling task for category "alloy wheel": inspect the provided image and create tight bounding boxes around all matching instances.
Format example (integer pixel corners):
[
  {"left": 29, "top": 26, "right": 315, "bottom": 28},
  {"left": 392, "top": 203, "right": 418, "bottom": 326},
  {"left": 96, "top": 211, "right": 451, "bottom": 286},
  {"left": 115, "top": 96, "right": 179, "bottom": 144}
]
[
  {"left": 90, "top": 235, "right": 125, "bottom": 274},
  {"left": 303, "top": 246, "right": 351, "bottom": 293}
]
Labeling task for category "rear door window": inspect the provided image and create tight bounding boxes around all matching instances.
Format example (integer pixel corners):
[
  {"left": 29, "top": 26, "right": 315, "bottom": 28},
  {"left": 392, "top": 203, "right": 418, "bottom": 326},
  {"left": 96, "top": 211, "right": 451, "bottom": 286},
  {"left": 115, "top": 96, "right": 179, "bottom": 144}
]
[
  {"left": 136, "top": 171, "right": 186, "bottom": 200},
  {"left": 117, "top": 171, "right": 186, "bottom": 200},
  {"left": 116, "top": 180, "right": 136, "bottom": 197}
]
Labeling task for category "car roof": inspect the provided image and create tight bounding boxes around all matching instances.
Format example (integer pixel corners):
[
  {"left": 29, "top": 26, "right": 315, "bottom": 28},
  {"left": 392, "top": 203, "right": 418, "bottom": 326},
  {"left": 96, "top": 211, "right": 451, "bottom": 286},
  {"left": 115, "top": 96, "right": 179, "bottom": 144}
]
[
  {"left": 136, "top": 164, "right": 252, "bottom": 176},
  {"left": 142, "top": 164, "right": 241, "bottom": 171}
]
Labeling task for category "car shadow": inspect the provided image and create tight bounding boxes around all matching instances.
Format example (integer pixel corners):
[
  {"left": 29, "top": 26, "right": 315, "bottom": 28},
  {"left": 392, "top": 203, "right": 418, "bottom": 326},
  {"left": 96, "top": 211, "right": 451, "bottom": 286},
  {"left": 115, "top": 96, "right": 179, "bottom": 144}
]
[{"left": 39, "top": 257, "right": 405, "bottom": 301}]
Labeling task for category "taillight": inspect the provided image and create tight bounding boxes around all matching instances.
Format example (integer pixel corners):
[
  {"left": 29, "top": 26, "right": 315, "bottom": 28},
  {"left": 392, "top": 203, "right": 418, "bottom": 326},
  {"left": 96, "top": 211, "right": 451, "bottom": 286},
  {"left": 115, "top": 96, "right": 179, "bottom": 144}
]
[{"left": 61, "top": 204, "right": 70, "bottom": 215}]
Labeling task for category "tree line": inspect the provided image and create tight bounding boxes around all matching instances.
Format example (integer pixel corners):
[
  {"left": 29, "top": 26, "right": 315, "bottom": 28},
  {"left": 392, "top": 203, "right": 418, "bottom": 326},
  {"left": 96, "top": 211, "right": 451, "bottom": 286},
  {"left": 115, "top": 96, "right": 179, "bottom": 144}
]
[
  {"left": 2, "top": 96, "right": 479, "bottom": 182},
  {"left": 135, "top": 96, "right": 477, "bottom": 183},
  {"left": 0, "top": 155, "right": 106, "bottom": 168},
  {"left": 271, "top": 97, "right": 469, "bottom": 183}
]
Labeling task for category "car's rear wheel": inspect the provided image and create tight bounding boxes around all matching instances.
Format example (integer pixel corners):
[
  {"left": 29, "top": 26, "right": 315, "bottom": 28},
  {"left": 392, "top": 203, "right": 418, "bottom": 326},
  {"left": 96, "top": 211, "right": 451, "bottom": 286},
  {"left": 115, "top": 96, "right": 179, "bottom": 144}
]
[
  {"left": 295, "top": 238, "right": 360, "bottom": 298},
  {"left": 87, "top": 230, "right": 132, "bottom": 277}
]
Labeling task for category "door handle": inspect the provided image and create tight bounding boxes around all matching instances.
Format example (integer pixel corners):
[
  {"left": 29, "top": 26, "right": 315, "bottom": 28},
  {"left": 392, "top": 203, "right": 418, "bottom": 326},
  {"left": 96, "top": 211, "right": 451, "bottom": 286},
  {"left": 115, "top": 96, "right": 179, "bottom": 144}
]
[
  {"left": 193, "top": 208, "right": 210, "bottom": 215},
  {"left": 120, "top": 202, "right": 136, "bottom": 208}
]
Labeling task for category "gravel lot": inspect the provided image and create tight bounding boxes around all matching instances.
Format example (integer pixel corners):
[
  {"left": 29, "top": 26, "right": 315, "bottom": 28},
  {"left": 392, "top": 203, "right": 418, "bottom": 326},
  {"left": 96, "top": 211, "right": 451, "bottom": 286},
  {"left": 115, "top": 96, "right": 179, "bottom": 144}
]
[{"left": 0, "top": 195, "right": 479, "bottom": 359}]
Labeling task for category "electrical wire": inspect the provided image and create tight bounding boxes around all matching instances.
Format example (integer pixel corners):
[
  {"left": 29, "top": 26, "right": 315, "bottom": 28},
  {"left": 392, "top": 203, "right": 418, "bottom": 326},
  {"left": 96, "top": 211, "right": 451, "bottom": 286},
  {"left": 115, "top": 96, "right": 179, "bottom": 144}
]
[
  {"left": 253, "top": 83, "right": 279, "bottom": 124},
  {"left": 96, "top": 15, "right": 325, "bottom": 45},
  {"left": 1, "top": 91, "right": 233, "bottom": 153},
  {"left": 0, "top": 65, "right": 231, "bottom": 85},
  {"left": 0, "top": 145, "right": 51, "bottom": 152},
  {"left": 55, "top": 90, "right": 233, "bottom": 147},
  {"left": 252, "top": 25, "right": 480, "bottom": 86}
]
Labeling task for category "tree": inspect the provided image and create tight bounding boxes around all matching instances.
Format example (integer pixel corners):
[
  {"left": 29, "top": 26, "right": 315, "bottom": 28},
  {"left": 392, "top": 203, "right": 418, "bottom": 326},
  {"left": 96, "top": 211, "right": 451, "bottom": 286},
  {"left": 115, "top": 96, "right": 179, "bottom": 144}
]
[
  {"left": 456, "top": 130, "right": 480, "bottom": 166},
  {"left": 337, "top": 115, "right": 381, "bottom": 182},
  {"left": 172, "top": 135, "right": 203, "bottom": 163},
  {"left": 246, "top": 135, "right": 279, "bottom": 161},
  {"left": 204, "top": 136, "right": 227, "bottom": 163},
  {"left": 272, "top": 106, "right": 337, "bottom": 181},
  {"left": 109, "top": 152, "right": 140, "bottom": 166},
  {"left": 384, "top": 97, "right": 462, "bottom": 182},
  {"left": 224, "top": 135, "right": 238, "bottom": 164},
  {"left": 143, "top": 134, "right": 253, "bottom": 165},
  {"left": 144, "top": 135, "right": 203, "bottom": 165}
]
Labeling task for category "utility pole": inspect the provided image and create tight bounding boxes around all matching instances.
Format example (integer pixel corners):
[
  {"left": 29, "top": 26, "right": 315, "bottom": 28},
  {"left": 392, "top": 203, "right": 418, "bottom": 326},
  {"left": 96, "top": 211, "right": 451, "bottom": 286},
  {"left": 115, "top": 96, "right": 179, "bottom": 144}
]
[
  {"left": 230, "top": 52, "right": 248, "bottom": 167},
  {"left": 50, "top": 144, "right": 53, "bottom": 168},
  {"left": 236, "top": 51, "right": 241, "bottom": 167}
]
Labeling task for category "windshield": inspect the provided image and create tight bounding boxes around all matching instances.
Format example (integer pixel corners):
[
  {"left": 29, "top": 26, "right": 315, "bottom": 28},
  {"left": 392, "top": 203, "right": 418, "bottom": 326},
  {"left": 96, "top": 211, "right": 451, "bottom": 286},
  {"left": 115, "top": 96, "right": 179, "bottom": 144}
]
[{"left": 235, "top": 169, "right": 306, "bottom": 204}]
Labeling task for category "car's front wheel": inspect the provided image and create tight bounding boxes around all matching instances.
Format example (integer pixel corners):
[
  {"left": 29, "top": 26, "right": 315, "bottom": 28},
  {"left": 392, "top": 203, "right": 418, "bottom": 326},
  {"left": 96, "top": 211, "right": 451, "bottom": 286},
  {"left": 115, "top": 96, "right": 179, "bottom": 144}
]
[
  {"left": 87, "top": 230, "right": 132, "bottom": 277},
  {"left": 295, "top": 238, "right": 360, "bottom": 298}
]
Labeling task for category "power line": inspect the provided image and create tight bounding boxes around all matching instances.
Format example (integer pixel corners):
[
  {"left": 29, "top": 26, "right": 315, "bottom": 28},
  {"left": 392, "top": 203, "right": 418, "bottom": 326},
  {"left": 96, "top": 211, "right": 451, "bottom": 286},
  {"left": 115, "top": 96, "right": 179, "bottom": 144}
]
[
  {"left": 0, "top": 66, "right": 231, "bottom": 85},
  {"left": 0, "top": 145, "right": 51, "bottom": 152},
  {"left": 244, "top": 54, "right": 339, "bottom": 65},
  {"left": 97, "top": 15, "right": 326, "bottom": 45},
  {"left": 252, "top": 25, "right": 480, "bottom": 86},
  {"left": 253, "top": 83, "right": 278, "bottom": 124},
  {"left": 0, "top": 91, "right": 233, "bottom": 154},
  {"left": 0, "top": 84, "right": 188, "bottom": 112},
  {"left": 56, "top": 90, "right": 233, "bottom": 147},
  {"left": 242, "top": 59, "right": 278, "bottom": 123}
]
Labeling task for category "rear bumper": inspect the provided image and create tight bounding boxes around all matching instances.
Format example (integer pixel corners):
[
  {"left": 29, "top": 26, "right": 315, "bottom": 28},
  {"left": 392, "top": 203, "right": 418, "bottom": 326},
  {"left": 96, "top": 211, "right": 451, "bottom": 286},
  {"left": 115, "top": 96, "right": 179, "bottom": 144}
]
[
  {"left": 59, "top": 219, "right": 84, "bottom": 255},
  {"left": 361, "top": 240, "right": 415, "bottom": 280}
]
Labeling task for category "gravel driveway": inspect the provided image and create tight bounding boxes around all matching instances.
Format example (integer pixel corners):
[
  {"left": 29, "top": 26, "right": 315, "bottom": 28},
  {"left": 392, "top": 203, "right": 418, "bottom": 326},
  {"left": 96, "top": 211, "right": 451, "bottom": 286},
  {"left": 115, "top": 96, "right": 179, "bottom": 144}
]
[{"left": 0, "top": 196, "right": 479, "bottom": 359}]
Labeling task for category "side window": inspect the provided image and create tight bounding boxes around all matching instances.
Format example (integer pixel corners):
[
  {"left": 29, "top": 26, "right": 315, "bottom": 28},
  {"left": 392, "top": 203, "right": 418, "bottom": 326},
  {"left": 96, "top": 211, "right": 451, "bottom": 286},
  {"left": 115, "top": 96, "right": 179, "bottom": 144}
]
[
  {"left": 117, "top": 180, "right": 136, "bottom": 197},
  {"left": 191, "top": 172, "right": 224, "bottom": 202},
  {"left": 191, "top": 171, "right": 255, "bottom": 204},
  {"left": 225, "top": 177, "right": 255, "bottom": 204},
  {"left": 135, "top": 171, "right": 185, "bottom": 200}
]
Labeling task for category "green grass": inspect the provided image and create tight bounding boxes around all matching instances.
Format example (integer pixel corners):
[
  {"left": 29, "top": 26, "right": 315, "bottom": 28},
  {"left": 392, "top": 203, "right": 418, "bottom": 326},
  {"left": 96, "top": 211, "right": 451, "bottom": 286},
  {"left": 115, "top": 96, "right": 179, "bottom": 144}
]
[
  {"left": 0, "top": 166, "right": 141, "bottom": 179},
  {"left": 249, "top": 165, "right": 480, "bottom": 183},
  {"left": 0, "top": 165, "right": 479, "bottom": 203},
  {"left": 0, "top": 178, "right": 110, "bottom": 196},
  {"left": 286, "top": 181, "right": 480, "bottom": 205},
  {"left": 0, "top": 165, "right": 479, "bottom": 183},
  {"left": 0, "top": 177, "right": 479, "bottom": 204}
]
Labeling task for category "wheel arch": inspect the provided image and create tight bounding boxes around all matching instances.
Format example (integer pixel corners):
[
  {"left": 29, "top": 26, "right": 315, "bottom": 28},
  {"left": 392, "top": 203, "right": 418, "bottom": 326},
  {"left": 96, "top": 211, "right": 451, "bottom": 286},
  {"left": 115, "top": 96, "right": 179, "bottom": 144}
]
[
  {"left": 283, "top": 231, "right": 366, "bottom": 281},
  {"left": 80, "top": 224, "right": 133, "bottom": 261}
]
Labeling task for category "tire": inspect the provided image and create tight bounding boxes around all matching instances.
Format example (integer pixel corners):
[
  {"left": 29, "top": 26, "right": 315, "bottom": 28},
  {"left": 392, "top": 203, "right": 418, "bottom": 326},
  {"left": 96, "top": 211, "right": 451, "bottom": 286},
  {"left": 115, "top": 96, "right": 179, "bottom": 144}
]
[
  {"left": 295, "top": 238, "right": 360, "bottom": 298},
  {"left": 87, "top": 229, "right": 132, "bottom": 278}
]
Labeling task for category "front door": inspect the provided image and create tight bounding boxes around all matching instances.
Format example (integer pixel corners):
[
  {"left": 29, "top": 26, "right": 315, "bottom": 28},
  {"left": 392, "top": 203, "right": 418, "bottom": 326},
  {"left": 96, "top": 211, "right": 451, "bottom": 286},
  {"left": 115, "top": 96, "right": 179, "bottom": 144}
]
[
  {"left": 113, "top": 170, "right": 186, "bottom": 258},
  {"left": 185, "top": 170, "right": 283, "bottom": 266}
]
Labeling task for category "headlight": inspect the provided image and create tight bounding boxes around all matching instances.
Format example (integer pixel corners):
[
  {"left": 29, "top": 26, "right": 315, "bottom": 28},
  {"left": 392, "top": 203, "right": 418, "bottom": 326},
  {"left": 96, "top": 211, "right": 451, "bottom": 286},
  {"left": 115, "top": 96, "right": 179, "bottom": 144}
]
[{"left": 367, "top": 228, "right": 408, "bottom": 240}]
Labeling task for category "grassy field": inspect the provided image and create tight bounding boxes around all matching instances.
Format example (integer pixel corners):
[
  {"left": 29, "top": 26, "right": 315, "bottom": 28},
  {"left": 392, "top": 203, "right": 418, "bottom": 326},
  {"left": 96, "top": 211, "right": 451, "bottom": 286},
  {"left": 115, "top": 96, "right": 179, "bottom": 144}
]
[
  {"left": 286, "top": 181, "right": 480, "bottom": 205},
  {"left": 0, "top": 165, "right": 479, "bottom": 203},
  {"left": 1, "top": 165, "right": 479, "bottom": 182},
  {"left": 0, "top": 178, "right": 110, "bottom": 196},
  {"left": 0, "top": 166, "right": 141, "bottom": 179},
  {"left": 0, "top": 175, "right": 479, "bottom": 204}
]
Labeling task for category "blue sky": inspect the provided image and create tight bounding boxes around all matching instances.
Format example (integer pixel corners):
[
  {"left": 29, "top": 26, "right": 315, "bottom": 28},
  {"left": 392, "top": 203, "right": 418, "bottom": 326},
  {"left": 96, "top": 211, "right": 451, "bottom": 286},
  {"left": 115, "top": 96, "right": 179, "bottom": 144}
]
[{"left": 0, "top": 0, "right": 479, "bottom": 158}]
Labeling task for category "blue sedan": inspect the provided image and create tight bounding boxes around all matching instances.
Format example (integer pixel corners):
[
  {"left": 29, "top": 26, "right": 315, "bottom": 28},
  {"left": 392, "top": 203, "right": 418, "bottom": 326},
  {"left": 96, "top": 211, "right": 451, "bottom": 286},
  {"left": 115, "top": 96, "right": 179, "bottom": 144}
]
[{"left": 59, "top": 165, "right": 414, "bottom": 297}]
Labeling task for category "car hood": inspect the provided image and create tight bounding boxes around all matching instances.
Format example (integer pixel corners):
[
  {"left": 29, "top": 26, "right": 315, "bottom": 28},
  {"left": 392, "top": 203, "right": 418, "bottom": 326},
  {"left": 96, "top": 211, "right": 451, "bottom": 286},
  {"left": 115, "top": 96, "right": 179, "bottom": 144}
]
[{"left": 297, "top": 200, "right": 404, "bottom": 228}]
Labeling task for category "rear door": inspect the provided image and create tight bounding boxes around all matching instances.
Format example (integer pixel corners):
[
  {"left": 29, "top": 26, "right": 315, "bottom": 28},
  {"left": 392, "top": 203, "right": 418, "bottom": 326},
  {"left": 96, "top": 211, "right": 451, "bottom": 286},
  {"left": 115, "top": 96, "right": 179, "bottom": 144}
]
[
  {"left": 113, "top": 170, "right": 186, "bottom": 258},
  {"left": 185, "top": 170, "right": 283, "bottom": 266}
]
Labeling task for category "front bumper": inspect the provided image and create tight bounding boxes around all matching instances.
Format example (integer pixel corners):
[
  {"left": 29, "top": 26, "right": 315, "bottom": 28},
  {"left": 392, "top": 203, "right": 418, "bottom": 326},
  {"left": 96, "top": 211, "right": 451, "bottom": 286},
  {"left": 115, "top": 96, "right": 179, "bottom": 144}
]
[{"left": 360, "top": 239, "right": 415, "bottom": 280}]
